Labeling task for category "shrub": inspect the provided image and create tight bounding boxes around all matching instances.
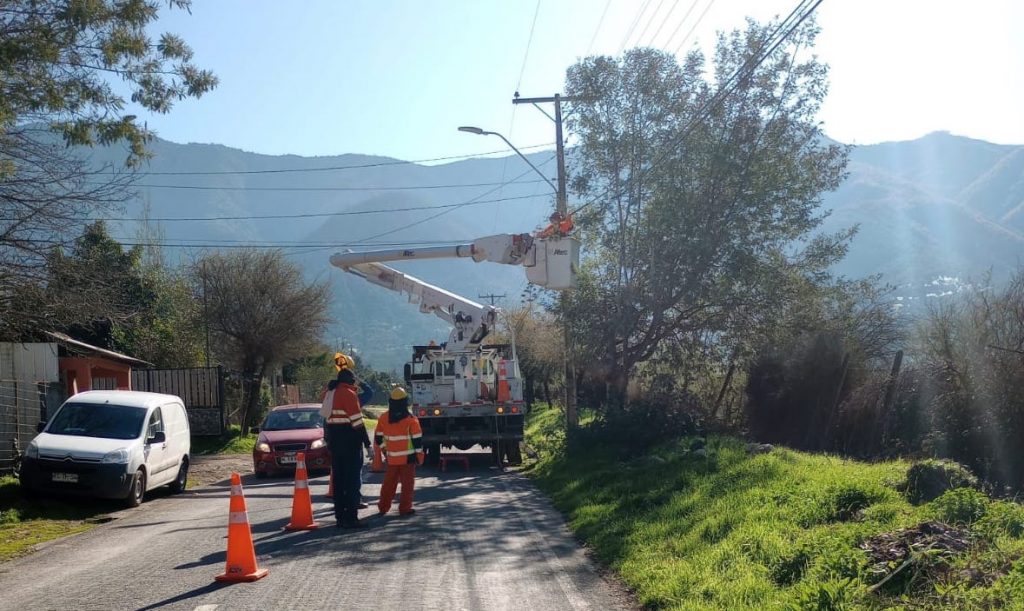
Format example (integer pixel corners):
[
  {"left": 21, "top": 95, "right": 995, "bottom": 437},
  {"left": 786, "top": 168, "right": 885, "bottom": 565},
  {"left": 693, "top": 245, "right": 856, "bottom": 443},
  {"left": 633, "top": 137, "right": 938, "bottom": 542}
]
[
  {"left": 931, "top": 488, "right": 990, "bottom": 526},
  {"left": 901, "top": 459, "right": 980, "bottom": 504},
  {"left": 975, "top": 500, "right": 1024, "bottom": 540}
]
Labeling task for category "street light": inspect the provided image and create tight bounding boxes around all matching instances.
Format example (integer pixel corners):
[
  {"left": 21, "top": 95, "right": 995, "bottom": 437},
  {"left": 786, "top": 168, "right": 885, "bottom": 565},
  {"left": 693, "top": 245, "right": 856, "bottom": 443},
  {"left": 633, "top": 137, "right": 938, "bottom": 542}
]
[{"left": 457, "top": 126, "right": 557, "bottom": 194}]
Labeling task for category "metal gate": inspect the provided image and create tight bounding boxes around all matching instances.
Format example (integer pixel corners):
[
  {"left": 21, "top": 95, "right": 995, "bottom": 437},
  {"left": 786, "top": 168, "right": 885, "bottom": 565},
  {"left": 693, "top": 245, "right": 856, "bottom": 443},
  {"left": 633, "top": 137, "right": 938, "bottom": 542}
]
[{"left": 132, "top": 366, "right": 225, "bottom": 436}]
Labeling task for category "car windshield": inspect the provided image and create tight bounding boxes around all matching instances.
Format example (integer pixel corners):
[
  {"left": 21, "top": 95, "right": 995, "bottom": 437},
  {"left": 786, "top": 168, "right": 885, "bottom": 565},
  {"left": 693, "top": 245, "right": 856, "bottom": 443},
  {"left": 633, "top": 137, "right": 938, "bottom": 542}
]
[
  {"left": 262, "top": 409, "right": 322, "bottom": 431},
  {"left": 47, "top": 402, "right": 148, "bottom": 440}
]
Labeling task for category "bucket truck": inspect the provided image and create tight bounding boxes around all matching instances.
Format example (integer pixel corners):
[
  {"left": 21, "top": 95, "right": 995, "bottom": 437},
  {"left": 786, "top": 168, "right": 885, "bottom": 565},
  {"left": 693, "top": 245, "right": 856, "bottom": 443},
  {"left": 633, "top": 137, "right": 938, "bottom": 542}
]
[{"left": 330, "top": 233, "right": 578, "bottom": 466}]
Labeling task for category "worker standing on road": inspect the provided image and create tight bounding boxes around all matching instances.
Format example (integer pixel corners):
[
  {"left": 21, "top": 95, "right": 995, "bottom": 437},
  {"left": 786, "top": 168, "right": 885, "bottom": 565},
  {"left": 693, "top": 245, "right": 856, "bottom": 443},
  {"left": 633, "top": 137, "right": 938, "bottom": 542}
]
[
  {"left": 322, "top": 367, "right": 373, "bottom": 528},
  {"left": 374, "top": 386, "right": 424, "bottom": 516}
]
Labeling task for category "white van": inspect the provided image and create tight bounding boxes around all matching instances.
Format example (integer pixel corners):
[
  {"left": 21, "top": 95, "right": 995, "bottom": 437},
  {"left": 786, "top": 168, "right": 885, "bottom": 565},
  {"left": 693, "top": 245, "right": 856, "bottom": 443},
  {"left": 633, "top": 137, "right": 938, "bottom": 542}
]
[{"left": 20, "top": 390, "right": 191, "bottom": 507}]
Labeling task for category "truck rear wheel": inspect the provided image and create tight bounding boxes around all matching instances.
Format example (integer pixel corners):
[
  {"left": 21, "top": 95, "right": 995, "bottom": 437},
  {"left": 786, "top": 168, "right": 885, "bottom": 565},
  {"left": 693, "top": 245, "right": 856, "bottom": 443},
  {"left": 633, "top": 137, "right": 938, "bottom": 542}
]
[
  {"left": 503, "top": 441, "right": 523, "bottom": 466},
  {"left": 424, "top": 443, "right": 441, "bottom": 466}
]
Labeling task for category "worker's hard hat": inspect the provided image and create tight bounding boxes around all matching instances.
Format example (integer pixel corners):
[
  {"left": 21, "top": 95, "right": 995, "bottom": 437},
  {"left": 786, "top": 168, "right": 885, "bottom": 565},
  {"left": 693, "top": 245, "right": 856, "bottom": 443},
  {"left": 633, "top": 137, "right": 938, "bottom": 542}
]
[
  {"left": 334, "top": 352, "right": 355, "bottom": 371},
  {"left": 390, "top": 386, "right": 409, "bottom": 401}
]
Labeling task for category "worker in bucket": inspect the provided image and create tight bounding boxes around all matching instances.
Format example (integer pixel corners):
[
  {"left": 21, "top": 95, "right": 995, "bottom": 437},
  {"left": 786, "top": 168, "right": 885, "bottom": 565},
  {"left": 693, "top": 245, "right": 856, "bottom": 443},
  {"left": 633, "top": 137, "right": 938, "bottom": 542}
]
[
  {"left": 322, "top": 367, "right": 373, "bottom": 528},
  {"left": 374, "top": 386, "right": 424, "bottom": 517}
]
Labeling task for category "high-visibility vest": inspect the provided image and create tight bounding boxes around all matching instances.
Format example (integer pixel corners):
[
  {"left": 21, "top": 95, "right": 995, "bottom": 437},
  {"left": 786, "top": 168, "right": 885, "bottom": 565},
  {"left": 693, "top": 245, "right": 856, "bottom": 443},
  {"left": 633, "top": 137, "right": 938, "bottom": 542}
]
[
  {"left": 327, "top": 383, "right": 364, "bottom": 428},
  {"left": 375, "top": 412, "right": 423, "bottom": 465}
]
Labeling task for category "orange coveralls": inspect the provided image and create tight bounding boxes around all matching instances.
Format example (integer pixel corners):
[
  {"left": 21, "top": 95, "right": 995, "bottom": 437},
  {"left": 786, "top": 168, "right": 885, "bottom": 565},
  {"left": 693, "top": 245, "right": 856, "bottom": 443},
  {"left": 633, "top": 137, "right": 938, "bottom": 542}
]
[{"left": 374, "top": 411, "right": 424, "bottom": 515}]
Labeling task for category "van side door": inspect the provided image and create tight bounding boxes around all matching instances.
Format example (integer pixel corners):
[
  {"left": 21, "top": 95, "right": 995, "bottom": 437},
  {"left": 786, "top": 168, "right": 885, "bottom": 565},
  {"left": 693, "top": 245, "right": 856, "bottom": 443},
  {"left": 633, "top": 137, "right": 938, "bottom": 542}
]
[{"left": 143, "top": 407, "right": 171, "bottom": 487}]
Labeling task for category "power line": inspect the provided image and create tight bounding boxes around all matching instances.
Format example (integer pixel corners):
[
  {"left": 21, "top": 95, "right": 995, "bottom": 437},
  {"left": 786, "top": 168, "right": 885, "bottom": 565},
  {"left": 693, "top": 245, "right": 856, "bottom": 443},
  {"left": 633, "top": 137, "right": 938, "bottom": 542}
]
[
  {"left": 516, "top": 0, "right": 543, "bottom": 92},
  {"left": 585, "top": 0, "right": 614, "bottom": 55},
  {"left": 88, "top": 178, "right": 550, "bottom": 193},
  {"left": 647, "top": 0, "right": 685, "bottom": 48},
  {"left": 634, "top": 0, "right": 669, "bottom": 48},
  {"left": 126, "top": 142, "right": 554, "bottom": 176},
  {"left": 662, "top": 0, "right": 701, "bottom": 52},
  {"left": 618, "top": 0, "right": 654, "bottom": 52},
  {"left": 573, "top": 0, "right": 824, "bottom": 218},
  {"left": 350, "top": 155, "right": 556, "bottom": 246},
  {"left": 80, "top": 192, "right": 546, "bottom": 223},
  {"left": 672, "top": 0, "right": 717, "bottom": 54}
]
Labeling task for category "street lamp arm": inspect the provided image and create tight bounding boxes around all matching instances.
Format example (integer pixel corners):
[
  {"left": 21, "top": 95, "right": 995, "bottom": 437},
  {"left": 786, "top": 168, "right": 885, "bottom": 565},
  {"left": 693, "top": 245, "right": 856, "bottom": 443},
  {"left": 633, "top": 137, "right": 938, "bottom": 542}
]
[{"left": 458, "top": 127, "right": 557, "bottom": 194}]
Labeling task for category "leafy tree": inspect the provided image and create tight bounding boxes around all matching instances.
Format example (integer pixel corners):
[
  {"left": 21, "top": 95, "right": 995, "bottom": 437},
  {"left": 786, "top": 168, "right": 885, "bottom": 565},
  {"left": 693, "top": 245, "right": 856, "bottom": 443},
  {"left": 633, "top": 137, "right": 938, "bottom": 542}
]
[
  {"left": 502, "top": 304, "right": 564, "bottom": 409},
  {"left": 36, "top": 221, "right": 204, "bottom": 366},
  {"left": 0, "top": 0, "right": 216, "bottom": 335},
  {"left": 564, "top": 19, "right": 849, "bottom": 406},
  {"left": 195, "top": 249, "right": 331, "bottom": 435}
]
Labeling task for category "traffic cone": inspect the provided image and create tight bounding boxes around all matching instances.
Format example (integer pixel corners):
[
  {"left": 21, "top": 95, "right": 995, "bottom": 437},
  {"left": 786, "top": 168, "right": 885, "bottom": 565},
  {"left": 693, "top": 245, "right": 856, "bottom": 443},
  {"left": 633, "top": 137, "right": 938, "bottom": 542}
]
[
  {"left": 215, "top": 473, "right": 269, "bottom": 583},
  {"left": 284, "top": 452, "right": 321, "bottom": 531},
  {"left": 370, "top": 442, "right": 386, "bottom": 473}
]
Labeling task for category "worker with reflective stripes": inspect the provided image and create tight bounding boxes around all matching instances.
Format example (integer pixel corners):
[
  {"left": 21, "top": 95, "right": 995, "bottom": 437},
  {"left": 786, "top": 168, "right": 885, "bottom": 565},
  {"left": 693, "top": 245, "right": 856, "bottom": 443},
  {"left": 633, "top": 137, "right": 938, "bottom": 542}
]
[
  {"left": 374, "top": 386, "right": 424, "bottom": 516},
  {"left": 323, "top": 368, "right": 373, "bottom": 528}
]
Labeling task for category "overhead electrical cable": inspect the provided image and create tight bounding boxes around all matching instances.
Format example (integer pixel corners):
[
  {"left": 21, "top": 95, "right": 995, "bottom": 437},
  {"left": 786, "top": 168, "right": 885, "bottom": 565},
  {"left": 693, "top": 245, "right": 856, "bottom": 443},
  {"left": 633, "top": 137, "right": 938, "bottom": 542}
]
[
  {"left": 516, "top": 0, "right": 543, "bottom": 92},
  {"left": 347, "top": 155, "right": 557, "bottom": 247},
  {"left": 661, "top": 0, "right": 701, "bottom": 52},
  {"left": 634, "top": 0, "right": 669, "bottom": 48},
  {"left": 124, "top": 142, "right": 554, "bottom": 176},
  {"left": 77, "top": 192, "right": 546, "bottom": 223},
  {"left": 585, "top": 0, "right": 614, "bottom": 55},
  {"left": 646, "top": 0, "right": 684, "bottom": 48},
  {"left": 85, "top": 178, "right": 550, "bottom": 193},
  {"left": 571, "top": 0, "right": 824, "bottom": 219},
  {"left": 618, "top": 0, "right": 654, "bottom": 52},
  {"left": 672, "top": 0, "right": 718, "bottom": 54}
]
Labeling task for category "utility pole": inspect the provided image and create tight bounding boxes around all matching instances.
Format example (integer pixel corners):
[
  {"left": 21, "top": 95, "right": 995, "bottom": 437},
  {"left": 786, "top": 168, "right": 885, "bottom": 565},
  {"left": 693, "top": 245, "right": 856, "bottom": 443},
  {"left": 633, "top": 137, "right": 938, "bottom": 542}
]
[
  {"left": 513, "top": 92, "right": 579, "bottom": 428},
  {"left": 478, "top": 293, "right": 507, "bottom": 306}
]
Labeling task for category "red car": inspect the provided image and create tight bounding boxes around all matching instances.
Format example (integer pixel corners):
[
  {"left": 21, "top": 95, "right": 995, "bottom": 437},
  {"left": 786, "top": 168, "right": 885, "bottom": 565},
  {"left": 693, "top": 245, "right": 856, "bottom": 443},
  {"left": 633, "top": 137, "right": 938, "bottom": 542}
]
[{"left": 252, "top": 404, "right": 330, "bottom": 477}]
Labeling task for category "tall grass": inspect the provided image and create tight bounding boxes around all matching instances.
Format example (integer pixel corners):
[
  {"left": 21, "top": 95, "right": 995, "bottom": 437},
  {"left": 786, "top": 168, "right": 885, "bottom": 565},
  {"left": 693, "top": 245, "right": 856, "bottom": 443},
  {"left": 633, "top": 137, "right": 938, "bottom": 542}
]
[{"left": 526, "top": 404, "right": 1024, "bottom": 609}]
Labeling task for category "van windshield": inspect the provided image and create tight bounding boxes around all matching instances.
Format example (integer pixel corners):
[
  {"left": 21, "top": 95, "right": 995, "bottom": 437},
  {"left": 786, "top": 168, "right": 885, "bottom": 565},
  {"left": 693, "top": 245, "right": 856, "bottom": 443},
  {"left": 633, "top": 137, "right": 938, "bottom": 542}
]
[{"left": 47, "top": 403, "right": 148, "bottom": 440}]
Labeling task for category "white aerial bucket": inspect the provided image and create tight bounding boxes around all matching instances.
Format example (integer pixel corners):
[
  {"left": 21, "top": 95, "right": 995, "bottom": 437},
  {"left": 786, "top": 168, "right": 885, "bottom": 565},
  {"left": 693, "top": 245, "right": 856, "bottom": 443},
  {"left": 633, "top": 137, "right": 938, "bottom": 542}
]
[{"left": 525, "top": 237, "right": 580, "bottom": 290}]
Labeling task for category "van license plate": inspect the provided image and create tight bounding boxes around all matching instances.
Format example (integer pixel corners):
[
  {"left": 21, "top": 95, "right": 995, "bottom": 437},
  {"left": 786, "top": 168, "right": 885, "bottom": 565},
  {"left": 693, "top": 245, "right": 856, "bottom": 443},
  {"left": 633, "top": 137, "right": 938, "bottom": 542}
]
[
  {"left": 279, "top": 454, "right": 296, "bottom": 465},
  {"left": 52, "top": 472, "right": 78, "bottom": 483}
]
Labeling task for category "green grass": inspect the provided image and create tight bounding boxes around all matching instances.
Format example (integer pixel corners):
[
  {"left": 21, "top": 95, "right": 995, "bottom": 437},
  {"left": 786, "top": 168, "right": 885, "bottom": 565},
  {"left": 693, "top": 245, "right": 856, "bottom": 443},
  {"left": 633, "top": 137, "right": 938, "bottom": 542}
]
[
  {"left": 0, "top": 476, "right": 114, "bottom": 563},
  {"left": 525, "top": 404, "right": 1024, "bottom": 610},
  {"left": 190, "top": 425, "right": 257, "bottom": 455}
]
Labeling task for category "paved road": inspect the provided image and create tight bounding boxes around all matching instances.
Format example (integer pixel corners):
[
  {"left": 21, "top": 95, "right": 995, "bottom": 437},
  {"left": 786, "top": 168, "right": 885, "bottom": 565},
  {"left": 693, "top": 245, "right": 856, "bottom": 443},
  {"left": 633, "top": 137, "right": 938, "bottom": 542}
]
[{"left": 0, "top": 454, "right": 627, "bottom": 611}]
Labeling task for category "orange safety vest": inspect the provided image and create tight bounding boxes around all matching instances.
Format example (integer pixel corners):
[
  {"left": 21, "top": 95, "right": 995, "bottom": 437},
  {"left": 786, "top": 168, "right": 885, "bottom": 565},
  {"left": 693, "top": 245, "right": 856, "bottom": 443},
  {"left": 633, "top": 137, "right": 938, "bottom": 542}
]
[
  {"left": 374, "top": 412, "right": 424, "bottom": 465},
  {"left": 327, "top": 383, "right": 364, "bottom": 428}
]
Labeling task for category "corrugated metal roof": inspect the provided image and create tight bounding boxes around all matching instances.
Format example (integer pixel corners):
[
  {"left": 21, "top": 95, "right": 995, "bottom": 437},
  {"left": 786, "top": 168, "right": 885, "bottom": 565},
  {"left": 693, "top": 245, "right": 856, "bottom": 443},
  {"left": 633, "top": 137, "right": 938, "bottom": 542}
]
[{"left": 43, "top": 331, "right": 153, "bottom": 367}]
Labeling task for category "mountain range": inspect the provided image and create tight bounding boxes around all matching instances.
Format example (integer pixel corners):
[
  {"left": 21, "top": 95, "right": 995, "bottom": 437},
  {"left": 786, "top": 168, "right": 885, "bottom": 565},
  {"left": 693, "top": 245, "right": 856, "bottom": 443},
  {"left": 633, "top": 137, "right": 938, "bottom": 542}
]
[{"left": 86, "top": 131, "right": 1023, "bottom": 369}]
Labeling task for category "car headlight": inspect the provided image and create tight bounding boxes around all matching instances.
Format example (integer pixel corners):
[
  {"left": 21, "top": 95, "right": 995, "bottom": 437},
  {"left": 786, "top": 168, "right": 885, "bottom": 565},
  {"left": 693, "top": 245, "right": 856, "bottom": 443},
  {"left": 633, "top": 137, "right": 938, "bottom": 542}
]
[
  {"left": 256, "top": 442, "right": 271, "bottom": 453},
  {"left": 101, "top": 448, "right": 130, "bottom": 464},
  {"left": 310, "top": 438, "right": 326, "bottom": 450},
  {"left": 25, "top": 441, "right": 39, "bottom": 459}
]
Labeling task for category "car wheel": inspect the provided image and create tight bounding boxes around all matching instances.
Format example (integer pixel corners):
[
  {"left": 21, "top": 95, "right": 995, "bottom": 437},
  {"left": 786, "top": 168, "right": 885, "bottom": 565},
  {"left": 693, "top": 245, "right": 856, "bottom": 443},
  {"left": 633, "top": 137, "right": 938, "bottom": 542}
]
[
  {"left": 125, "top": 468, "right": 146, "bottom": 508},
  {"left": 19, "top": 479, "right": 37, "bottom": 499},
  {"left": 169, "top": 457, "right": 189, "bottom": 494}
]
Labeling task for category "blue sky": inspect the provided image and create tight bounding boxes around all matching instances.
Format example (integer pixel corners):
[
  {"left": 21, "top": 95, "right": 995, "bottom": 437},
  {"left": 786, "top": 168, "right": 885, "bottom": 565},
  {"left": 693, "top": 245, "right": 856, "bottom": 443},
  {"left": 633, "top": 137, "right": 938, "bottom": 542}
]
[{"left": 145, "top": 0, "right": 1024, "bottom": 160}]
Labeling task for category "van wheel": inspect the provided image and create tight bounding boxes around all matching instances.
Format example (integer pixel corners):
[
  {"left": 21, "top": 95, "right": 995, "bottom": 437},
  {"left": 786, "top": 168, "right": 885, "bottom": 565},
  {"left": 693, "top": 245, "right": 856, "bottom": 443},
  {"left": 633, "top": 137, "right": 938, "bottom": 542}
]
[
  {"left": 169, "top": 457, "right": 189, "bottom": 494},
  {"left": 125, "top": 469, "right": 146, "bottom": 508}
]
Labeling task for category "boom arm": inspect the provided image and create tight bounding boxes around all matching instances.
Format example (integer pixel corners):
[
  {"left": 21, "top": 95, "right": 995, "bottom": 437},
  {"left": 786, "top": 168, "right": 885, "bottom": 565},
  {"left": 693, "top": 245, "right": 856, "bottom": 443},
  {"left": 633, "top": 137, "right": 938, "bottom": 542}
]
[
  {"left": 329, "top": 233, "right": 535, "bottom": 268},
  {"left": 336, "top": 259, "right": 498, "bottom": 351},
  {"left": 329, "top": 231, "right": 579, "bottom": 348}
]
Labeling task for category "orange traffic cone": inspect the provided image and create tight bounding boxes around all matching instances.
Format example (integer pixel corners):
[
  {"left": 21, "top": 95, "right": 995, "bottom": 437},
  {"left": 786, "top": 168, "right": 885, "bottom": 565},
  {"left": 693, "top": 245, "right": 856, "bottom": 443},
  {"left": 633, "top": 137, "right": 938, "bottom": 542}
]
[
  {"left": 284, "top": 452, "right": 320, "bottom": 531},
  {"left": 370, "top": 443, "right": 386, "bottom": 473},
  {"left": 215, "top": 473, "right": 269, "bottom": 583}
]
